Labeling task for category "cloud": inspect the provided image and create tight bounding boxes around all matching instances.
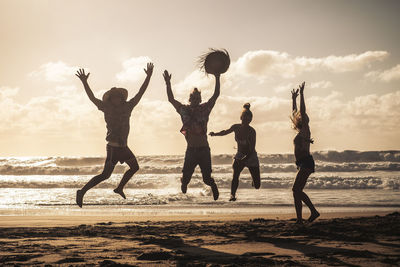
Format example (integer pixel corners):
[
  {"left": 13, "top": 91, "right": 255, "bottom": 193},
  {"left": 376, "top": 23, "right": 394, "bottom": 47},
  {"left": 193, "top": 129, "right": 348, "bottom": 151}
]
[
  {"left": 365, "top": 64, "right": 400, "bottom": 82},
  {"left": 273, "top": 83, "right": 296, "bottom": 93},
  {"left": 309, "top": 80, "right": 333, "bottom": 89},
  {"left": 1, "top": 78, "right": 400, "bottom": 155},
  {"left": 2, "top": 48, "right": 400, "bottom": 155},
  {"left": 233, "top": 50, "right": 388, "bottom": 79},
  {"left": 0, "top": 86, "right": 19, "bottom": 98},
  {"left": 172, "top": 70, "right": 214, "bottom": 97},
  {"left": 116, "top": 56, "right": 151, "bottom": 82},
  {"left": 274, "top": 81, "right": 333, "bottom": 92},
  {"left": 0, "top": 84, "right": 101, "bottom": 136},
  {"left": 172, "top": 50, "right": 387, "bottom": 98},
  {"left": 0, "top": 87, "right": 22, "bottom": 129},
  {"left": 29, "top": 61, "right": 78, "bottom": 82}
]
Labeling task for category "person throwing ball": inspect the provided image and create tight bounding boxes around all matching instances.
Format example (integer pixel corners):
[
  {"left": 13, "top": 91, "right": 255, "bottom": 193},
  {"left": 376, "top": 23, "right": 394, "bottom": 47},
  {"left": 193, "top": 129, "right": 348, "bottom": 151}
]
[{"left": 163, "top": 49, "right": 229, "bottom": 200}]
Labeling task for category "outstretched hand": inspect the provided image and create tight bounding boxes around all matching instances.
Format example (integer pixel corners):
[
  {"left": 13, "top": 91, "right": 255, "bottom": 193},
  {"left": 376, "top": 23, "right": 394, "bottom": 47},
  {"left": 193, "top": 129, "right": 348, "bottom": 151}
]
[
  {"left": 163, "top": 70, "right": 172, "bottom": 84},
  {"left": 291, "top": 88, "right": 299, "bottom": 99},
  {"left": 299, "top": 81, "right": 305, "bottom": 94},
  {"left": 75, "top": 69, "right": 90, "bottom": 83},
  {"left": 144, "top": 62, "right": 154, "bottom": 76},
  {"left": 209, "top": 132, "right": 216, "bottom": 136}
]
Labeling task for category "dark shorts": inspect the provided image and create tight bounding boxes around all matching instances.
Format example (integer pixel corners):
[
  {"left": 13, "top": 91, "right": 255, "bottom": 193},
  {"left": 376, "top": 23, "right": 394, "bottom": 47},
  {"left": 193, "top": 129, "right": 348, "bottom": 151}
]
[
  {"left": 105, "top": 144, "right": 136, "bottom": 165},
  {"left": 233, "top": 151, "right": 259, "bottom": 168},
  {"left": 295, "top": 154, "right": 315, "bottom": 173},
  {"left": 182, "top": 146, "right": 214, "bottom": 185},
  {"left": 233, "top": 160, "right": 261, "bottom": 189}
]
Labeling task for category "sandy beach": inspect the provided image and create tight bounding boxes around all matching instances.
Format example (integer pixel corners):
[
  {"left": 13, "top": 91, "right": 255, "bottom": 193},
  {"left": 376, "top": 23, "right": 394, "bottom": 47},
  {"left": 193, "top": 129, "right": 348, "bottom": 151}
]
[{"left": 1, "top": 211, "right": 399, "bottom": 266}]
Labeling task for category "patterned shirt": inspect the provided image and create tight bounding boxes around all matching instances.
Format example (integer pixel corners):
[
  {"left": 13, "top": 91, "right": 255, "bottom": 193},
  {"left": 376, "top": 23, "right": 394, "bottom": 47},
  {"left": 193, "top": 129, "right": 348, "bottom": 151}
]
[
  {"left": 96, "top": 101, "right": 135, "bottom": 147},
  {"left": 176, "top": 101, "right": 214, "bottom": 147},
  {"left": 179, "top": 102, "right": 212, "bottom": 135}
]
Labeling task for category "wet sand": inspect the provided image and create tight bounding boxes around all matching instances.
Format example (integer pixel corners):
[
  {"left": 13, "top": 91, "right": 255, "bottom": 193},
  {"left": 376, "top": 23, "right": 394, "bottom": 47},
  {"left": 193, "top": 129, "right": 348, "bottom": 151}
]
[{"left": 0, "top": 212, "right": 399, "bottom": 266}]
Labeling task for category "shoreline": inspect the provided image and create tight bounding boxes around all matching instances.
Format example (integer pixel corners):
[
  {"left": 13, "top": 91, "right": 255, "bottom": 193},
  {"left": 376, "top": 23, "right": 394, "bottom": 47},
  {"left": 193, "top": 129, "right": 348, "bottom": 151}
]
[{"left": 0, "top": 209, "right": 396, "bottom": 227}]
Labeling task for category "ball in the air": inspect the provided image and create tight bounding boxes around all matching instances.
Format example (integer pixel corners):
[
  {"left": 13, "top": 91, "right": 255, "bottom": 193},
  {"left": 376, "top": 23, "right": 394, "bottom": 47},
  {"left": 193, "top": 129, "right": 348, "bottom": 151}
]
[{"left": 204, "top": 50, "right": 230, "bottom": 75}]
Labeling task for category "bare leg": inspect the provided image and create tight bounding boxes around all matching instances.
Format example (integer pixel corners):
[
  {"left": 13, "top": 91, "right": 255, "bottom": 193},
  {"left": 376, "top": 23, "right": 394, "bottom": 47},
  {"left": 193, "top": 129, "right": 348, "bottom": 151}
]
[
  {"left": 114, "top": 157, "right": 139, "bottom": 199},
  {"left": 76, "top": 161, "right": 115, "bottom": 208},
  {"left": 300, "top": 192, "right": 318, "bottom": 212},
  {"left": 301, "top": 191, "right": 320, "bottom": 222},
  {"left": 181, "top": 167, "right": 195, "bottom": 194},
  {"left": 199, "top": 148, "right": 219, "bottom": 201},
  {"left": 293, "top": 191, "right": 303, "bottom": 224},
  {"left": 231, "top": 160, "right": 245, "bottom": 201},
  {"left": 202, "top": 172, "right": 219, "bottom": 201},
  {"left": 248, "top": 166, "right": 261, "bottom": 189},
  {"left": 292, "top": 168, "right": 318, "bottom": 223},
  {"left": 181, "top": 149, "right": 196, "bottom": 194}
]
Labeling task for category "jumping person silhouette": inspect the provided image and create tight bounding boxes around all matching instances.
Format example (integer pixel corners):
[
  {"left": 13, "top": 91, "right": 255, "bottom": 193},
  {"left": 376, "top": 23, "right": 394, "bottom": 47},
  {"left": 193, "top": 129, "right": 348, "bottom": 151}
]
[
  {"left": 210, "top": 103, "right": 260, "bottom": 201},
  {"left": 163, "top": 70, "right": 220, "bottom": 200},
  {"left": 291, "top": 82, "right": 320, "bottom": 223},
  {"left": 75, "top": 63, "right": 154, "bottom": 207}
]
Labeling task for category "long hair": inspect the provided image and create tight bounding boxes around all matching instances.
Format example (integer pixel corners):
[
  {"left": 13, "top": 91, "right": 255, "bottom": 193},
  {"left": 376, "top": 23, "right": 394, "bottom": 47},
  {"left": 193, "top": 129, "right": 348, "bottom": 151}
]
[{"left": 290, "top": 111, "right": 302, "bottom": 131}]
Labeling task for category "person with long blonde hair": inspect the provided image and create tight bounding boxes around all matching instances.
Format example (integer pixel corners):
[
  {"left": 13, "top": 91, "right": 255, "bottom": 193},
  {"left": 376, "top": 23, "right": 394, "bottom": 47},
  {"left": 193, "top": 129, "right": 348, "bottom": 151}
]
[{"left": 291, "top": 82, "right": 319, "bottom": 224}]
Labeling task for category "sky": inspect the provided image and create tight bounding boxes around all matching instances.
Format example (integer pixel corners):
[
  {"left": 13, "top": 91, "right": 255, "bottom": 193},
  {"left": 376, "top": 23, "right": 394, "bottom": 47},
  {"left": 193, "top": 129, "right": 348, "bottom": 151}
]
[{"left": 0, "top": 0, "right": 399, "bottom": 156}]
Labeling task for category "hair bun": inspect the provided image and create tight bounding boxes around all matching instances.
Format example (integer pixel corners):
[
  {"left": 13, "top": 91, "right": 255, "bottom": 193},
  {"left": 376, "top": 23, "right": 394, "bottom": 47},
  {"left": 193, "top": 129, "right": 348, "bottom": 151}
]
[{"left": 243, "top": 103, "right": 251, "bottom": 110}]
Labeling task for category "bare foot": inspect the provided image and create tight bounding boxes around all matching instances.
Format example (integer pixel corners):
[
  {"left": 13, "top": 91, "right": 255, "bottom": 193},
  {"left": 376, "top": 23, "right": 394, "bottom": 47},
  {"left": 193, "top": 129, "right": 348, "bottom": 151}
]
[
  {"left": 308, "top": 211, "right": 320, "bottom": 223},
  {"left": 76, "top": 190, "right": 83, "bottom": 208},
  {"left": 211, "top": 183, "right": 219, "bottom": 201},
  {"left": 229, "top": 195, "right": 237, "bottom": 201},
  {"left": 295, "top": 219, "right": 304, "bottom": 225},
  {"left": 181, "top": 183, "right": 187, "bottom": 194},
  {"left": 113, "top": 188, "right": 126, "bottom": 199}
]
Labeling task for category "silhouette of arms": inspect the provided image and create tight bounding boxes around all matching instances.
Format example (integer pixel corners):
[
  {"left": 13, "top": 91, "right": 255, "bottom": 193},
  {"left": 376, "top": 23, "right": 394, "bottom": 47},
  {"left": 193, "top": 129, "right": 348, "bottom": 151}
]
[
  {"left": 299, "top": 81, "right": 309, "bottom": 124},
  {"left": 209, "top": 124, "right": 237, "bottom": 136},
  {"left": 163, "top": 70, "right": 183, "bottom": 111},
  {"left": 291, "top": 88, "right": 299, "bottom": 113},
  {"left": 128, "top": 63, "right": 154, "bottom": 108},
  {"left": 206, "top": 74, "right": 221, "bottom": 109},
  {"left": 299, "top": 82, "right": 306, "bottom": 114},
  {"left": 75, "top": 69, "right": 102, "bottom": 108}
]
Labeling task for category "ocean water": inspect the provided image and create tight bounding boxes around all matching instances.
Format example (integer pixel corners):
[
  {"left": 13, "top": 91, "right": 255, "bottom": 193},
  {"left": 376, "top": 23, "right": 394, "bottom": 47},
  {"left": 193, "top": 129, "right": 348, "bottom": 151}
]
[{"left": 0, "top": 150, "right": 399, "bottom": 216}]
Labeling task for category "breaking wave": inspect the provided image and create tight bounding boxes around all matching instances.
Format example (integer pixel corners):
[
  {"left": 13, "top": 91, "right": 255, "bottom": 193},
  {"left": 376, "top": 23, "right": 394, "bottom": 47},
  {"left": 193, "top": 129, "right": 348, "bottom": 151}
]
[
  {"left": 0, "top": 174, "right": 398, "bottom": 190},
  {"left": 0, "top": 150, "right": 399, "bottom": 175}
]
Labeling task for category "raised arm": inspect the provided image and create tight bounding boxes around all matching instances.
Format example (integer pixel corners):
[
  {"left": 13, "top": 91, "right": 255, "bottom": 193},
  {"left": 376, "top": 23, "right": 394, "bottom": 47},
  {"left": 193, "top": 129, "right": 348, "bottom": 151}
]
[
  {"left": 75, "top": 69, "right": 102, "bottom": 107},
  {"left": 207, "top": 74, "right": 220, "bottom": 108},
  {"left": 163, "top": 70, "right": 182, "bottom": 111},
  {"left": 209, "top": 125, "right": 236, "bottom": 137},
  {"left": 299, "top": 82, "right": 306, "bottom": 116},
  {"left": 128, "top": 62, "right": 154, "bottom": 108},
  {"left": 299, "top": 81, "right": 310, "bottom": 125},
  {"left": 291, "top": 88, "right": 299, "bottom": 113}
]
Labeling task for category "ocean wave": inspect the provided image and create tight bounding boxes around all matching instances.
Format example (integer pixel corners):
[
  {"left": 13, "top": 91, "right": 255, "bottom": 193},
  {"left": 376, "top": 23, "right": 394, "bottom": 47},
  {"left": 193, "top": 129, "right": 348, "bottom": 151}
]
[
  {"left": 0, "top": 162, "right": 398, "bottom": 175},
  {"left": 0, "top": 175, "right": 398, "bottom": 190},
  {"left": 0, "top": 150, "right": 399, "bottom": 175}
]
